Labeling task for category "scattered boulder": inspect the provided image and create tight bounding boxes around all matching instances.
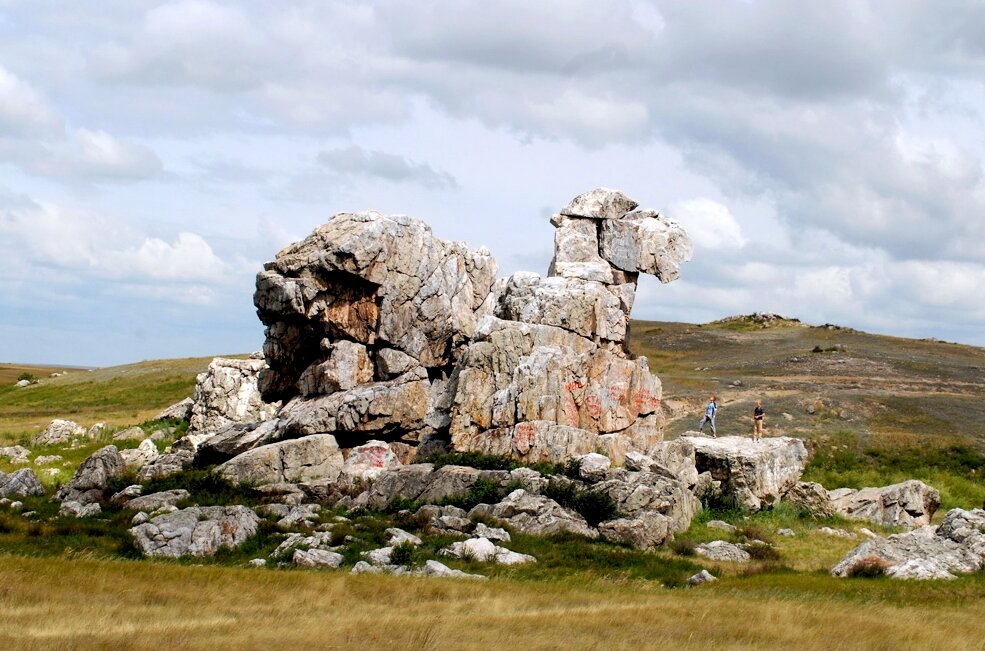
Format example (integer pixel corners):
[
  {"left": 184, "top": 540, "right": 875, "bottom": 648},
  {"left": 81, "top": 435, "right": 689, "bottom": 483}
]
[
  {"left": 293, "top": 548, "right": 344, "bottom": 568},
  {"left": 468, "top": 489, "right": 597, "bottom": 539},
  {"left": 59, "top": 500, "right": 102, "bottom": 518},
  {"left": 340, "top": 440, "right": 402, "bottom": 484},
  {"left": 156, "top": 397, "right": 194, "bottom": 421},
  {"left": 0, "top": 445, "right": 31, "bottom": 464},
  {"left": 829, "top": 480, "right": 940, "bottom": 529},
  {"left": 0, "top": 469, "right": 44, "bottom": 498},
  {"left": 576, "top": 453, "right": 611, "bottom": 482},
  {"left": 421, "top": 559, "right": 486, "bottom": 580},
  {"left": 593, "top": 471, "right": 699, "bottom": 534},
  {"left": 683, "top": 435, "right": 809, "bottom": 511},
  {"left": 34, "top": 419, "right": 87, "bottom": 445},
  {"left": 598, "top": 512, "right": 673, "bottom": 549},
  {"left": 188, "top": 357, "right": 281, "bottom": 435},
  {"left": 785, "top": 481, "right": 834, "bottom": 518},
  {"left": 216, "top": 435, "right": 343, "bottom": 486},
  {"left": 120, "top": 439, "right": 159, "bottom": 470},
  {"left": 832, "top": 509, "right": 985, "bottom": 580},
  {"left": 123, "top": 490, "right": 190, "bottom": 512},
  {"left": 819, "top": 527, "right": 855, "bottom": 538},
  {"left": 695, "top": 540, "right": 751, "bottom": 563},
  {"left": 33, "top": 454, "right": 62, "bottom": 465},
  {"left": 686, "top": 569, "right": 718, "bottom": 586},
  {"left": 130, "top": 505, "right": 261, "bottom": 558},
  {"left": 386, "top": 527, "right": 422, "bottom": 547},
  {"left": 441, "top": 537, "right": 535, "bottom": 565},
  {"left": 137, "top": 450, "right": 194, "bottom": 481},
  {"left": 474, "top": 522, "right": 510, "bottom": 543},
  {"left": 707, "top": 520, "right": 737, "bottom": 534},
  {"left": 54, "top": 445, "right": 125, "bottom": 505}
]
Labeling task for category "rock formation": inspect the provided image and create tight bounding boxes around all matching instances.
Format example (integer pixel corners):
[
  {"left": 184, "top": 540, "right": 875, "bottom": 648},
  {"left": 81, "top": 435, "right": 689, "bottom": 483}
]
[{"left": 208, "top": 187, "right": 691, "bottom": 467}]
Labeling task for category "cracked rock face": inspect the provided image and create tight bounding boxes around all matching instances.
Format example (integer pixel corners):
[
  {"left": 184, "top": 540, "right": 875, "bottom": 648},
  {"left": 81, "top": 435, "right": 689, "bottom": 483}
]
[
  {"left": 231, "top": 188, "right": 690, "bottom": 465},
  {"left": 130, "top": 506, "right": 260, "bottom": 558},
  {"left": 829, "top": 479, "right": 940, "bottom": 529},
  {"left": 189, "top": 357, "right": 281, "bottom": 435},
  {"left": 216, "top": 434, "right": 344, "bottom": 485}
]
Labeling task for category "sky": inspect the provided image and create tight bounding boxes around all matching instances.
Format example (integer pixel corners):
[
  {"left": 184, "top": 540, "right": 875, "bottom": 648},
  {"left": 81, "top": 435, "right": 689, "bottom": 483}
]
[{"left": 2, "top": 1, "right": 985, "bottom": 367}]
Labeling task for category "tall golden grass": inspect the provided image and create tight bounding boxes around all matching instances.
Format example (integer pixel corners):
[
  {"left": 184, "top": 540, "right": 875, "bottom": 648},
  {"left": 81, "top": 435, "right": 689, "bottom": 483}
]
[{"left": 1, "top": 554, "right": 982, "bottom": 651}]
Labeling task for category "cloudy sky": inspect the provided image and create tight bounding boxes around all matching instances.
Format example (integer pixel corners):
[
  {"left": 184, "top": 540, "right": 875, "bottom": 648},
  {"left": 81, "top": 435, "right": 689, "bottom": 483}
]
[{"left": 2, "top": 1, "right": 985, "bottom": 367}]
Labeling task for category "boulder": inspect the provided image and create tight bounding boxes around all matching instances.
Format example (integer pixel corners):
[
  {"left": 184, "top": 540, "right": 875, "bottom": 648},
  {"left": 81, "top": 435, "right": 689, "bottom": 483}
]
[
  {"left": 592, "top": 471, "right": 699, "bottom": 534},
  {"left": 687, "top": 569, "right": 718, "bottom": 586},
  {"left": 576, "top": 453, "right": 612, "bottom": 482},
  {"left": 560, "top": 187, "right": 638, "bottom": 220},
  {"left": 599, "top": 210, "right": 693, "bottom": 282},
  {"left": 832, "top": 509, "right": 985, "bottom": 580},
  {"left": 119, "top": 439, "right": 159, "bottom": 470},
  {"left": 216, "top": 435, "right": 343, "bottom": 486},
  {"left": 695, "top": 540, "right": 751, "bottom": 563},
  {"left": 33, "top": 454, "right": 62, "bottom": 465},
  {"left": 474, "top": 522, "right": 510, "bottom": 543},
  {"left": 55, "top": 445, "right": 125, "bottom": 504},
  {"left": 385, "top": 527, "right": 423, "bottom": 547},
  {"left": 293, "top": 548, "right": 344, "bottom": 568},
  {"left": 357, "top": 464, "right": 436, "bottom": 510},
  {"left": 647, "top": 438, "right": 700, "bottom": 487},
  {"left": 188, "top": 357, "right": 280, "bottom": 435},
  {"left": 683, "top": 435, "right": 809, "bottom": 511},
  {"left": 0, "top": 445, "right": 31, "bottom": 464},
  {"left": 785, "top": 481, "right": 834, "bottom": 518},
  {"left": 33, "top": 419, "right": 87, "bottom": 445},
  {"left": 421, "top": 560, "right": 486, "bottom": 580},
  {"left": 829, "top": 480, "right": 940, "bottom": 529},
  {"left": 155, "top": 397, "right": 194, "bottom": 421},
  {"left": 0, "top": 469, "right": 44, "bottom": 498},
  {"left": 137, "top": 450, "right": 194, "bottom": 481},
  {"left": 130, "top": 505, "right": 261, "bottom": 558},
  {"left": 440, "top": 537, "right": 536, "bottom": 565},
  {"left": 468, "top": 489, "right": 597, "bottom": 539},
  {"left": 59, "top": 500, "right": 101, "bottom": 518},
  {"left": 598, "top": 512, "right": 673, "bottom": 549},
  {"left": 123, "top": 489, "right": 190, "bottom": 512}
]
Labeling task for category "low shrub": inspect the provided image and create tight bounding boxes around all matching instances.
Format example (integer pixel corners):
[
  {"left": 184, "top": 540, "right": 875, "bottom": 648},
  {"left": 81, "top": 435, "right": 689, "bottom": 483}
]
[
  {"left": 845, "top": 555, "right": 891, "bottom": 578},
  {"left": 389, "top": 541, "right": 416, "bottom": 566},
  {"left": 669, "top": 538, "right": 696, "bottom": 557},
  {"left": 543, "top": 480, "right": 617, "bottom": 527}
]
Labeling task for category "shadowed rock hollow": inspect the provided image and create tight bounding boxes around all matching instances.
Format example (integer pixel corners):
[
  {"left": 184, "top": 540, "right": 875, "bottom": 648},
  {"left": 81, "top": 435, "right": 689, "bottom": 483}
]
[{"left": 251, "top": 188, "right": 692, "bottom": 463}]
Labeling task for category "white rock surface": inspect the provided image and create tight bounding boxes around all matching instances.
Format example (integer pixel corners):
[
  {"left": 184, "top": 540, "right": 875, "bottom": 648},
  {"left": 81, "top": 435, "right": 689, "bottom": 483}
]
[
  {"left": 468, "top": 489, "right": 597, "bottom": 539},
  {"left": 695, "top": 540, "right": 751, "bottom": 563},
  {"left": 188, "top": 357, "right": 281, "bottom": 435},
  {"left": 683, "top": 435, "right": 809, "bottom": 511},
  {"left": 829, "top": 479, "right": 940, "bottom": 529},
  {"left": 216, "top": 434, "right": 343, "bottom": 485},
  {"left": 33, "top": 419, "right": 87, "bottom": 445},
  {"left": 0, "top": 469, "right": 44, "bottom": 498},
  {"left": 130, "top": 505, "right": 261, "bottom": 558},
  {"left": 293, "top": 548, "right": 344, "bottom": 568},
  {"left": 832, "top": 509, "right": 985, "bottom": 580},
  {"left": 119, "top": 439, "right": 159, "bottom": 470}
]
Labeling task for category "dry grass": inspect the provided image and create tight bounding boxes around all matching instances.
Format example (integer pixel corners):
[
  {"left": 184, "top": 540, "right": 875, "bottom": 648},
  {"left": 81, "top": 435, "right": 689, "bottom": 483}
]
[{"left": 1, "top": 554, "right": 983, "bottom": 651}]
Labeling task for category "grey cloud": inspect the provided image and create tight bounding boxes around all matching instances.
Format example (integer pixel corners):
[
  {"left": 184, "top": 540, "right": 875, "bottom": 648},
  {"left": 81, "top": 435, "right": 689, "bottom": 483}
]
[{"left": 317, "top": 146, "right": 457, "bottom": 189}]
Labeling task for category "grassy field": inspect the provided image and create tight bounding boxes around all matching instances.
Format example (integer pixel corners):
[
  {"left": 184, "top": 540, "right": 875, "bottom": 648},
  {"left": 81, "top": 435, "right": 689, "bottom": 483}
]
[
  {"left": 1, "top": 320, "right": 984, "bottom": 650},
  {"left": 1, "top": 554, "right": 982, "bottom": 651}
]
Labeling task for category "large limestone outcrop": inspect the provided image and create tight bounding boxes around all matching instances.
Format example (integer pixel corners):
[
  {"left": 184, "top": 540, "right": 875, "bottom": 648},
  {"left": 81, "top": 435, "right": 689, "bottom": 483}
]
[
  {"left": 225, "top": 188, "right": 691, "bottom": 465},
  {"left": 683, "top": 435, "right": 809, "bottom": 511},
  {"left": 831, "top": 508, "right": 985, "bottom": 580},
  {"left": 829, "top": 480, "right": 940, "bottom": 529}
]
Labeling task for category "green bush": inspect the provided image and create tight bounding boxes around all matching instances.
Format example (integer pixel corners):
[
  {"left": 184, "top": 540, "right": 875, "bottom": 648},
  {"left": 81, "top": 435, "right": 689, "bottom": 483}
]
[
  {"left": 389, "top": 541, "right": 416, "bottom": 566},
  {"left": 16, "top": 372, "right": 37, "bottom": 383},
  {"left": 543, "top": 480, "right": 617, "bottom": 527}
]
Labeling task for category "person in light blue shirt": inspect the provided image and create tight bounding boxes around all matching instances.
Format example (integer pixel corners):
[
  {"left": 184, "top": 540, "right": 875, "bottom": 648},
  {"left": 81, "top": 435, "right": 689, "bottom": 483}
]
[{"left": 698, "top": 396, "right": 718, "bottom": 437}]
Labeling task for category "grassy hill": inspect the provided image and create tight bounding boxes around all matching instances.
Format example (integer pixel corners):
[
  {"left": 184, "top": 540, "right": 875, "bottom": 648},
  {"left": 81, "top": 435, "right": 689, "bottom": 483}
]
[{"left": 1, "top": 318, "right": 983, "bottom": 650}]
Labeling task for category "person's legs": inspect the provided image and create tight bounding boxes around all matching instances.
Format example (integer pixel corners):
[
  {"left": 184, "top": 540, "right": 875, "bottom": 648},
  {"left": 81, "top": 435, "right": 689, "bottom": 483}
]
[
  {"left": 710, "top": 416, "right": 717, "bottom": 437},
  {"left": 698, "top": 416, "right": 706, "bottom": 431}
]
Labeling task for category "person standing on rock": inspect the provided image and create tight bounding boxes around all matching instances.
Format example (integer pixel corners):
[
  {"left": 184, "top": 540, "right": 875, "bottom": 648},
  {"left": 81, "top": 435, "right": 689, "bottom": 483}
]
[
  {"left": 753, "top": 400, "right": 765, "bottom": 440},
  {"left": 698, "top": 396, "right": 718, "bottom": 437}
]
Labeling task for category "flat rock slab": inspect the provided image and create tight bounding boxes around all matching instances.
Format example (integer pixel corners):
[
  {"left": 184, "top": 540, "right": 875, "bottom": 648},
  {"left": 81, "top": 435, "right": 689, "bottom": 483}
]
[
  {"left": 683, "top": 435, "right": 809, "bottom": 511},
  {"left": 216, "top": 434, "right": 343, "bottom": 485},
  {"left": 130, "top": 505, "right": 260, "bottom": 558}
]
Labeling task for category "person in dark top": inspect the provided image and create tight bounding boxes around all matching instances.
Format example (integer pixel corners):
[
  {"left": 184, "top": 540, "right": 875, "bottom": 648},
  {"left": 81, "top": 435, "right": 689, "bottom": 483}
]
[{"left": 753, "top": 400, "right": 765, "bottom": 440}]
